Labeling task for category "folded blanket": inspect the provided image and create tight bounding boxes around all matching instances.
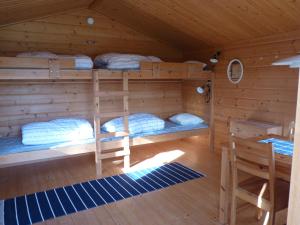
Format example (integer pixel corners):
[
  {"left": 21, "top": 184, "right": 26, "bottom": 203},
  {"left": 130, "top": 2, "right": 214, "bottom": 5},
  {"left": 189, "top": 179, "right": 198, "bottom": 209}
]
[
  {"left": 184, "top": 60, "right": 207, "bottom": 68},
  {"left": 94, "top": 53, "right": 162, "bottom": 69},
  {"left": 58, "top": 54, "right": 93, "bottom": 69}
]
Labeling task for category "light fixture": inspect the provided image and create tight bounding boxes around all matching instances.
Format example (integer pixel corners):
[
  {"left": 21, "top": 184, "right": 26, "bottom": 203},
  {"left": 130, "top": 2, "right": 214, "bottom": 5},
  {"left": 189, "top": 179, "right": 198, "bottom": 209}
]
[
  {"left": 210, "top": 51, "right": 221, "bottom": 64},
  {"left": 196, "top": 86, "right": 205, "bottom": 94},
  {"left": 196, "top": 80, "right": 211, "bottom": 103},
  {"left": 87, "top": 17, "right": 95, "bottom": 25}
]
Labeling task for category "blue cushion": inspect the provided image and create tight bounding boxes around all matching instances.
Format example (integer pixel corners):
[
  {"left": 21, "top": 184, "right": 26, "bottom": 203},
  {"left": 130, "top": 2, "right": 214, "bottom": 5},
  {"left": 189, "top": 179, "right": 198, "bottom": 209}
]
[
  {"left": 169, "top": 113, "right": 204, "bottom": 126},
  {"left": 22, "top": 118, "right": 94, "bottom": 145},
  {"left": 101, "top": 113, "right": 165, "bottom": 134}
]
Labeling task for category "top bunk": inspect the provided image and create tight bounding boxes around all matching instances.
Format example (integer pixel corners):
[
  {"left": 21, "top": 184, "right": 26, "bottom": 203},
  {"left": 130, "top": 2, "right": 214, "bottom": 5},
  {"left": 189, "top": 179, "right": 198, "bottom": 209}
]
[
  {"left": 94, "top": 61, "right": 212, "bottom": 80},
  {"left": 0, "top": 55, "right": 93, "bottom": 80},
  {"left": 0, "top": 53, "right": 213, "bottom": 80}
]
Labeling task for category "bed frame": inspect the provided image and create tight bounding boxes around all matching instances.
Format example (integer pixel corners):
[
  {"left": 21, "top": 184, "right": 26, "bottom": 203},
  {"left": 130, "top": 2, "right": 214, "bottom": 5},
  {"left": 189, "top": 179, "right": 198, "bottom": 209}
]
[
  {"left": 0, "top": 56, "right": 214, "bottom": 174},
  {"left": 0, "top": 56, "right": 92, "bottom": 79},
  {"left": 0, "top": 57, "right": 211, "bottom": 80},
  {"left": 0, "top": 128, "right": 208, "bottom": 168}
]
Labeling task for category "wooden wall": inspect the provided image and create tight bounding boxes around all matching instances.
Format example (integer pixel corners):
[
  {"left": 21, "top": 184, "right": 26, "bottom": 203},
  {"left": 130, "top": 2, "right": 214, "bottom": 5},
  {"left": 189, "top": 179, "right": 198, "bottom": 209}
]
[
  {"left": 0, "top": 80, "right": 183, "bottom": 137},
  {"left": 0, "top": 8, "right": 182, "bottom": 61},
  {"left": 182, "top": 80, "right": 211, "bottom": 122},
  {"left": 211, "top": 30, "right": 300, "bottom": 150}
]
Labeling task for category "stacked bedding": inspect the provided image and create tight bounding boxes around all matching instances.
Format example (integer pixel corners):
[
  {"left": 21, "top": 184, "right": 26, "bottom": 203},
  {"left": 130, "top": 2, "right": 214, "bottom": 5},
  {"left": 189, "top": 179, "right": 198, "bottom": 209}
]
[
  {"left": 184, "top": 60, "right": 207, "bottom": 69},
  {"left": 94, "top": 53, "right": 162, "bottom": 69},
  {"left": 16, "top": 51, "right": 93, "bottom": 69}
]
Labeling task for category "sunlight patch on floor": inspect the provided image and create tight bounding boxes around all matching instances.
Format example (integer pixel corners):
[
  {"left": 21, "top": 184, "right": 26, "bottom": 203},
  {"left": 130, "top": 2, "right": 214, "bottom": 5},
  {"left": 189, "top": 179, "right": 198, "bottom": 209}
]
[{"left": 122, "top": 149, "right": 185, "bottom": 179}]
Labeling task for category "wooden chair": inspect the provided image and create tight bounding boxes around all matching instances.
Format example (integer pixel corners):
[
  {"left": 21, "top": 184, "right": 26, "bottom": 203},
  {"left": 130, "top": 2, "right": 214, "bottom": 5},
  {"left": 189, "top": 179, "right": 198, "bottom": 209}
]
[{"left": 229, "top": 135, "right": 289, "bottom": 225}]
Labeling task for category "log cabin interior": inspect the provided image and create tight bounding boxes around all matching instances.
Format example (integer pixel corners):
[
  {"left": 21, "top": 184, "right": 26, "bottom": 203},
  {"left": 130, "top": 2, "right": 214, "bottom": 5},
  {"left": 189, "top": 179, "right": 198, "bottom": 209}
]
[{"left": 0, "top": 1, "right": 300, "bottom": 225}]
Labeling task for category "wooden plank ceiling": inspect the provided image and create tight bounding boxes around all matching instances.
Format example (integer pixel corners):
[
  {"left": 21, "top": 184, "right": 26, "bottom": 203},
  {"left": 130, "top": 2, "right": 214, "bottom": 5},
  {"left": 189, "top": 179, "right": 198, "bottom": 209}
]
[
  {"left": 1, "top": 0, "right": 300, "bottom": 50},
  {"left": 91, "top": 0, "right": 300, "bottom": 49}
]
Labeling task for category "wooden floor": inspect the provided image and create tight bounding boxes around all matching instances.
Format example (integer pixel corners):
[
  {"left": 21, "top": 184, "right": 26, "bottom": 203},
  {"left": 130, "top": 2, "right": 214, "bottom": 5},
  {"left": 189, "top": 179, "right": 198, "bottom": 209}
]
[{"left": 0, "top": 135, "right": 263, "bottom": 225}]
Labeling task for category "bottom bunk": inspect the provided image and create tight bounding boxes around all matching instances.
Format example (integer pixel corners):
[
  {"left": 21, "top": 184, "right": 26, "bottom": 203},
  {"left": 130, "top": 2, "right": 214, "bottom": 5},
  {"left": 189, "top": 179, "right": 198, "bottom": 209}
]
[{"left": 0, "top": 122, "right": 209, "bottom": 168}]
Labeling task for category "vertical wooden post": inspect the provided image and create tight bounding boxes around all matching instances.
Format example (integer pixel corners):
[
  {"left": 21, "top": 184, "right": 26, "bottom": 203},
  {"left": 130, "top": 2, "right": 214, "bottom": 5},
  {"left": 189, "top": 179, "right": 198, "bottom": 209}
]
[
  {"left": 123, "top": 72, "right": 130, "bottom": 170},
  {"left": 287, "top": 68, "right": 300, "bottom": 225},
  {"left": 209, "top": 73, "right": 215, "bottom": 151},
  {"left": 93, "top": 71, "right": 102, "bottom": 176},
  {"left": 219, "top": 146, "right": 230, "bottom": 225}
]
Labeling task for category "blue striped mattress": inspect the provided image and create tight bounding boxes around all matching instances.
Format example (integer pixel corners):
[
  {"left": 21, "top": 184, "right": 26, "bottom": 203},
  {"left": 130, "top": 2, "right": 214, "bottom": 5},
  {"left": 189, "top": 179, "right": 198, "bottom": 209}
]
[{"left": 0, "top": 122, "right": 208, "bottom": 156}]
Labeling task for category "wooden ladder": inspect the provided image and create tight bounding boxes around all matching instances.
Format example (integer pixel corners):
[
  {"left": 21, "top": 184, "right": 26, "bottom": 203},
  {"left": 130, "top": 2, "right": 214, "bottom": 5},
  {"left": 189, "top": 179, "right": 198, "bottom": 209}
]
[{"left": 93, "top": 71, "right": 130, "bottom": 176}]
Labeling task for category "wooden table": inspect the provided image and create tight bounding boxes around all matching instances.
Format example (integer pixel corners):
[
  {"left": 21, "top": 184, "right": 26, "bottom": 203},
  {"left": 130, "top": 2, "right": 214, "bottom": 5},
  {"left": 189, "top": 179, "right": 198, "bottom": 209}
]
[{"left": 218, "top": 134, "right": 292, "bottom": 225}]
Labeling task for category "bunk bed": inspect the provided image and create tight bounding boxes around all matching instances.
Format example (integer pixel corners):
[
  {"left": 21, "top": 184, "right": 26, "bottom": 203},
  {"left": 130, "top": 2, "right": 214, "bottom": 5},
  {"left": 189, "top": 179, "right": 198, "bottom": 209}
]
[
  {"left": 0, "top": 56, "right": 211, "bottom": 80},
  {"left": 0, "top": 55, "right": 213, "bottom": 175},
  {"left": 0, "top": 56, "right": 93, "bottom": 79}
]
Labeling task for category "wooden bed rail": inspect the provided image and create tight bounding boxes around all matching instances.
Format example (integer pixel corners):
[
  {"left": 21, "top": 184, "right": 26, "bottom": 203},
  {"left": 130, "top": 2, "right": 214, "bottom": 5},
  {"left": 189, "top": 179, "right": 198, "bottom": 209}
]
[
  {"left": 0, "top": 56, "right": 212, "bottom": 80},
  {"left": 0, "top": 56, "right": 76, "bottom": 69},
  {"left": 0, "top": 56, "right": 92, "bottom": 80}
]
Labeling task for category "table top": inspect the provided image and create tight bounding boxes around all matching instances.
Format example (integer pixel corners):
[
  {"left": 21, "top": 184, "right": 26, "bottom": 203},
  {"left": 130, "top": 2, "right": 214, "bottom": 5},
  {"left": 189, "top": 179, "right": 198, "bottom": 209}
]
[
  {"left": 259, "top": 137, "right": 293, "bottom": 156},
  {"left": 248, "top": 134, "right": 293, "bottom": 165}
]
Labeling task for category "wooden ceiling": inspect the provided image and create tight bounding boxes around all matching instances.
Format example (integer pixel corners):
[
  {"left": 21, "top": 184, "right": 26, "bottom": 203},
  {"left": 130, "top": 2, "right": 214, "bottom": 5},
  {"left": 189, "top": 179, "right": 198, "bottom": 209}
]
[
  {"left": 91, "top": 0, "right": 300, "bottom": 49},
  {"left": 0, "top": 0, "right": 93, "bottom": 26},
  {"left": 1, "top": 0, "right": 300, "bottom": 50}
]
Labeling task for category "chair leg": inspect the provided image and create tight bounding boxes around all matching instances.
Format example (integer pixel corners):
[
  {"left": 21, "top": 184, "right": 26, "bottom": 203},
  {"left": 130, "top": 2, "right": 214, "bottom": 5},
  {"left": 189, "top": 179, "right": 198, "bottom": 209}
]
[{"left": 230, "top": 195, "right": 237, "bottom": 225}]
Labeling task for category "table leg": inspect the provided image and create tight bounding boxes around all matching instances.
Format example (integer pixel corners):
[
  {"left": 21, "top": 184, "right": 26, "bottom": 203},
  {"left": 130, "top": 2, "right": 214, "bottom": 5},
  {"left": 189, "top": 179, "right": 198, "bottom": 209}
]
[{"left": 219, "top": 147, "right": 230, "bottom": 225}]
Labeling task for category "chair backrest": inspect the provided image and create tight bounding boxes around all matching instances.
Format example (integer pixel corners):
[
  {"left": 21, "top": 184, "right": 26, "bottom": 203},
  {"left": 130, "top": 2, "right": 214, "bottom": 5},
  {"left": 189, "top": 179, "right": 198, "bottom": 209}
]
[{"left": 229, "top": 135, "right": 275, "bottom": 209}]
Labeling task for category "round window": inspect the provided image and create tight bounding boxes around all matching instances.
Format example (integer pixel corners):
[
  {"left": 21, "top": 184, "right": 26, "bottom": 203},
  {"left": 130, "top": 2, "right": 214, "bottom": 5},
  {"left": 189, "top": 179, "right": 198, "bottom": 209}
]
[{"left": 227, "top": 59, "right": 243, "bottom": 84}]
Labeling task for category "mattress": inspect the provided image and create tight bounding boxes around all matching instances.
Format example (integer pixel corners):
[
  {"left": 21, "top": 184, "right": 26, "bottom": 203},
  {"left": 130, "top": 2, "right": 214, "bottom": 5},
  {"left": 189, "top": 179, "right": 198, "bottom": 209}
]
[{"left": 0, "top": 122, "right": 208, "bottom": 156}]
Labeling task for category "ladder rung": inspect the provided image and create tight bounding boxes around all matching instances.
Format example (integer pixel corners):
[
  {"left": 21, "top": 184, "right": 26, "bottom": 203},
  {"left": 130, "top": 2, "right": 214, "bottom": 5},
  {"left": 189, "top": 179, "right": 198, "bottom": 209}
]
[
  {"left": 98, "top": 150, "right": 130, "bottom": 160},
  {"left": 95, "top": 111, "right": 129, "bottom": 118},
  {"left": 95, "top": 91, "right": 129, "bottom": 97},
  {"left": 97, "top": 131, "right": 129, "bottom": 139}
]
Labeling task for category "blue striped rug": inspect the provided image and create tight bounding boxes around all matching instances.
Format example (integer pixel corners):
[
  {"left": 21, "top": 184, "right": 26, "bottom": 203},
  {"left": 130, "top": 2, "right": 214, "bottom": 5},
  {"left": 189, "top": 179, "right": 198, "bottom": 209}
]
[{"left": 0, "top": 162, "right": 204, "bottom": 225}]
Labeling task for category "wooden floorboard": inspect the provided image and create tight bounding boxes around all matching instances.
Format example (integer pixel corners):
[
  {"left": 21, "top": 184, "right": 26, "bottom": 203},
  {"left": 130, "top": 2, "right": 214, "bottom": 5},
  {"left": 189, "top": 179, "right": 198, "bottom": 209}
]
[{"left": 0, "top": 135, "right": 262, "bottom": 225}]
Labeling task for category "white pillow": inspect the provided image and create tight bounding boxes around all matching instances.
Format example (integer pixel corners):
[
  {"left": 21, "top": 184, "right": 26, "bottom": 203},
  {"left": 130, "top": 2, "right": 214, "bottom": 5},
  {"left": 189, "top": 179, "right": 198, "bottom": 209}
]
[
  {"left": 169, "top": 113, "right": 204, "bottom": 126},
  {"left": 22, "top": 118, "right": 94, "bottom": 145}
]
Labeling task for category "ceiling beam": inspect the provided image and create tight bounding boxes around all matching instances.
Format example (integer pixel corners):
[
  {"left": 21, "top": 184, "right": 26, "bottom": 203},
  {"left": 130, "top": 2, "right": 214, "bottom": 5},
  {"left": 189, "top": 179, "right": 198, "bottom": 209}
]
[{"left": 90, "top": 0, "right": 210, "bottom": 51}]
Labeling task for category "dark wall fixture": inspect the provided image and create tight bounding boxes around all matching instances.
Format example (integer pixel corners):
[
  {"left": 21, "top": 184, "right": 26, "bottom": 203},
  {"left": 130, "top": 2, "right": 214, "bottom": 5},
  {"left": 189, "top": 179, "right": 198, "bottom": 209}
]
[{"left": 204, "top": 51, "right": 221, "bottom": 71}]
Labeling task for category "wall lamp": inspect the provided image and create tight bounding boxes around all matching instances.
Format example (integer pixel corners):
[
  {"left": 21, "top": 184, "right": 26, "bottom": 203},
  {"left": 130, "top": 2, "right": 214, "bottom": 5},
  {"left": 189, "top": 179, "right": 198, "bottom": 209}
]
[{"left": 196, "top": 80, "right": 211, "bottom": 103}]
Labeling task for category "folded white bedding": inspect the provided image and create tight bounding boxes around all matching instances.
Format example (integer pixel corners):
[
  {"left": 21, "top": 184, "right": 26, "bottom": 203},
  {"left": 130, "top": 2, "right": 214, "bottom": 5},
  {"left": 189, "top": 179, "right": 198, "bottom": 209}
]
[
  {"left": 16, "top": 52, "right": 93, "bottom": 69},
  {"left": 17, "top": 51, "right": 58, "bottom": 58},
  {"left": 94, "top": 53, "right": 162, "bottom": 69},
  {"left": 58, "top": 54, "right": 93, "bottom": 69},
  {"left": 22, "top": 118, "right": 94, "bottom": 145},
  {"left": 184, "top": 60, "right": 207, "bottom": 68},
  {"left": 102, "top": 113, "right": 165, "bottom": 134}
]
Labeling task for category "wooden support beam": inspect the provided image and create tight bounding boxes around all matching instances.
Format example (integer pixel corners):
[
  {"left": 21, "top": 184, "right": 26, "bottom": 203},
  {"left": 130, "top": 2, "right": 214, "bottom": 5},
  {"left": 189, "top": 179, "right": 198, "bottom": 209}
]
[
  {"left": 96, "top": 131, "right": 129, "bottom": 139},
  {"left": 95, "top": 91, "right": 129, "bottom": 97},
  {"left": 95, "top": 111, "right": 129, "bottom": 119},
  {"left": 287, "top": 68, "right": 300, "bottom": 225}
]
